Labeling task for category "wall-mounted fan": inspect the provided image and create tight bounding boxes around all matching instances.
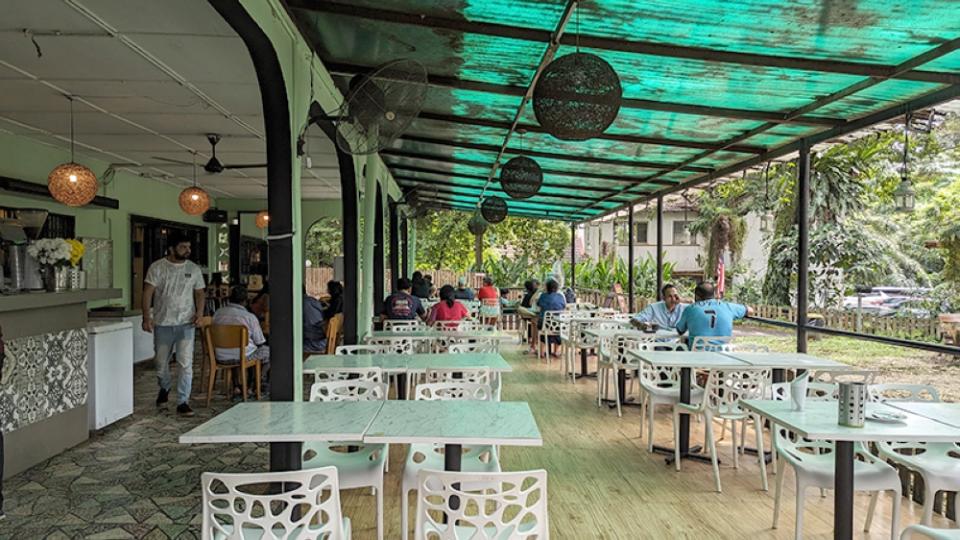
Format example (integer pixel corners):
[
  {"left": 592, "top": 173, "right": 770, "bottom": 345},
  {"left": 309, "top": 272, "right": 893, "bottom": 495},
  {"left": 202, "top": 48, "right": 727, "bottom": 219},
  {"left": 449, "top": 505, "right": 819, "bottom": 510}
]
[
  {"left": 153, "top": 134, "right": 265, "bottom": 173},
  {"left": 308, "top": 59, "right": 428, "bottom": 155}
]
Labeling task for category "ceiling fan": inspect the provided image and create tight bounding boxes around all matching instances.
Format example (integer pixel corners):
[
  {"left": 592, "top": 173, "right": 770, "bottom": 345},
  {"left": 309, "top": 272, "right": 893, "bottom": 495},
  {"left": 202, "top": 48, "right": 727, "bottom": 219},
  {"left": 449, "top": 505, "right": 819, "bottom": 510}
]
[{"left": 153, "top": 133, "right": 266, "bottom": 173}]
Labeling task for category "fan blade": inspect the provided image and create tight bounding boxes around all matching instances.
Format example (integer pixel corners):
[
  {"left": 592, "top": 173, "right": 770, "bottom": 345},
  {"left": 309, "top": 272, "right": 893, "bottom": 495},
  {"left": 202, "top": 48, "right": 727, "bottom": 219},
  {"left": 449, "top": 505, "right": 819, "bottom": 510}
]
[
  {"left": 222, "top": 163, "right": 267, "bottom": 170},
  {"left": 152, "top": 156, "right": 194, "bottom": 166}
]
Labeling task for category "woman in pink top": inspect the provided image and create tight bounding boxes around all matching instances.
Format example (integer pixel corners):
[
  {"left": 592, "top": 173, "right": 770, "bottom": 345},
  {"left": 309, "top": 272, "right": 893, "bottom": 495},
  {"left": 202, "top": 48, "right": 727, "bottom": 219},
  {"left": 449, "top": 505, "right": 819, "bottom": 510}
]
[{"left": 428, "top": 285, "right": 469, "bottom": 323}]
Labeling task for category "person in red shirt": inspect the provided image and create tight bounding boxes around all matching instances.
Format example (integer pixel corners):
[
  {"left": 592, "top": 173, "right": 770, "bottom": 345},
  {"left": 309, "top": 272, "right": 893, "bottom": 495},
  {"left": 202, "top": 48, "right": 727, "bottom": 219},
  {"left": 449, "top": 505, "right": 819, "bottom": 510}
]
[
  {"left": 428, "top": 285, "right": 469, "bottom": 324},
  {"left": 477, "top": 276, "right": 498, "bottom": 300}
]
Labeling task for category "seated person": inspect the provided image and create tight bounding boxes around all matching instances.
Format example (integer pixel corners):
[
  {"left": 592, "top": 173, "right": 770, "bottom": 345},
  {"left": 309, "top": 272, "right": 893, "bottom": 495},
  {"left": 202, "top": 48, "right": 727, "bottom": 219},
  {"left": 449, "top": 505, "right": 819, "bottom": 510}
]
[
  {"left": 212, "top": 285, "right": 270, "bottom": 394},
  {"left": 477, "top": 276, "right": 498, "bottom": 301},
  {"left": 382, "top": 277, "right": 426, "bottom": 322},
  {"left": 411, "top": 271, "right": 431, "bottom": 299},
  {"left": 427, "top": 285, "right": 469, "bottom": 324},
  {"left": 303, "top": 287, "right": 327, "bottom": 353},
  {"left": 676, "top": 282, "right": 753, "bottom": 348},
  {"left": 322, "top": 280, "right": 344, "bottom": 321},
  {"left": 517, "top": 279, "right": 541, "bottom": 353},
  {"left": 249, "top": 283, "right": 269, "bottom": 327},
  {"left": 537, "top": 279, "right": 567, "bottom": 357},
  {"left": 630, "top": 283, "right": 687, "bottom": 331},
  {"left": 453, "top": 277, "right": 475, "bottom": 300}
]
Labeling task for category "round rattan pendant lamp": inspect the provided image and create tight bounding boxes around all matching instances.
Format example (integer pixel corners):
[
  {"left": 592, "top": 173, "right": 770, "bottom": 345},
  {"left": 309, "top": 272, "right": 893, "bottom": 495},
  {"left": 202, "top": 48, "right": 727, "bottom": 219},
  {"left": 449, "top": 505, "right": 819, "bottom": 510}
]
[
  {"left": 467, "top": 212, "right": 488, "bottom": 235},
  {"left": 48, "top": 97, "right": 99, "bottom": 206},
  {"left": 255, "top": 210, "right": 270, "bottom": 229},
  {"left": 499, "top": 130, "right": 542, "bottom": 199},
  {"left": 533, "top": 51, "right": 622, "bottom": 141},
  {"left": 178, "top": 154, "right": 211, "bottom": 215},
  {"left": 481, "top": 196, "right": 508, "bottom": 224}
]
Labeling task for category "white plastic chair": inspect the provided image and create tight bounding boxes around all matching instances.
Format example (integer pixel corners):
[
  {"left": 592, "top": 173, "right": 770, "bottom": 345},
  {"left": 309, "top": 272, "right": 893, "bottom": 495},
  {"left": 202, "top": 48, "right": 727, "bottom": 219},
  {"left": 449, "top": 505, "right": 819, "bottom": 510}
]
[
  {"left": 901, "top": 525, "right": 960, "bottom": 539},
  {"left": 413, "top": 469, "right": 549, "bottom": 540},
  {"left": 384, "top": 320, "right": 425, "bottom": 332},
  {"left": 201, "top": 466, "right": 350, "bottom": 539},
  {"left": 812, "top": 369, "right": 877, "bottom": 384},
  {"left": 400, "top": 381, "right": 500, "bottom": 540},
  {"left": 869, "top": 383, "right": 941, "bottom": 402},
  {"left": 426, "top": 367, "right": 499, "bottom": 401},
  {"left": 719, "top": 343, "right": 770, "bottom": 353},
  {"left": 689, "top": 335, "right": 732, "bottom": 351},
  {"left": 538, "top": 311, "right": 569, "bottom": 363},
  {"left": 771, "top": 425, "right": 901, "bottom": 540},
  {"left": 447, "top": 341, "right": 498, "bottom": 354},
  {"left": 632, "top": 342, "right": 698, "bottom": 446},
  {"left": 364, "top": 336, "right": 433, "bottom": 355},
  {"left": 672, "top": 368, "right": 770, "bottom": 493},
  {"left": 312, "top": 367, "right": 383, "bottom": 384},
  {"left": 303, "top": 380, "right": 387, "bottom": 540},
  {"left": 566, "top": 319, "right": 624, "bottom": 381},
  {"left": 336, "top": 344, "right": 389, "bottom": 355}
]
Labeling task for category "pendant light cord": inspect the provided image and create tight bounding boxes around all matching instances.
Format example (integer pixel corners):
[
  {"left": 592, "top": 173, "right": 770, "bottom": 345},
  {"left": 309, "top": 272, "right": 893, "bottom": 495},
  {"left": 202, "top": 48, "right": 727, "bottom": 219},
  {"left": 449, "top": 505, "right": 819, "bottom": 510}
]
[
  {"left": 68, "top": 95, "right": 75, "bottom": 162},
  {"left": 902, "top": 112, "right": 910, "bottom": 180}
]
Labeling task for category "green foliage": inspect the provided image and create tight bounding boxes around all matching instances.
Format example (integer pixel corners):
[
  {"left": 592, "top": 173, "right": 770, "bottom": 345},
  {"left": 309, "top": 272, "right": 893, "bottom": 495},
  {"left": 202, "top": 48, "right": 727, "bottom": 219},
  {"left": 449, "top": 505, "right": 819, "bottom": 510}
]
[
  {"left": 486, "top": 216, "right": 570, "bottom": 263},
  {"left": 413, "top": 209, "right": 476, "bottom": 271},
  {"left": 562, "top": 253, "right": 674, "bottom": 298},
  {"left": 304, "top": 217, "right": 343, "bottom": 267}
]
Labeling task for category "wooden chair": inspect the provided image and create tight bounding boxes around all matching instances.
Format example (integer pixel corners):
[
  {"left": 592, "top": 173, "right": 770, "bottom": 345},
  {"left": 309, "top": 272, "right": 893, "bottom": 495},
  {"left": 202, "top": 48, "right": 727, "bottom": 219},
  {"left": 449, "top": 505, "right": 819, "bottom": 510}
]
[
  {"left": 204, "top": 324, "right": 262, "bottom": 407},
  {"left": 196, "top": 316, "right": 213, "bottom": 400},
  {"left": 325, "top": 313, "right": 344, "bottom": 355}
]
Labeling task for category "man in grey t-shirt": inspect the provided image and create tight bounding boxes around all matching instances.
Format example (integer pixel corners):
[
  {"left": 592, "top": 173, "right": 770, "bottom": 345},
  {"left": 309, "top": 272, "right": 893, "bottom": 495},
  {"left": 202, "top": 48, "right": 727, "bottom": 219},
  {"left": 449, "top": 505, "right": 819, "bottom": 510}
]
[{"left": 142, "top": 233, "right": 206, "bottom": 417}]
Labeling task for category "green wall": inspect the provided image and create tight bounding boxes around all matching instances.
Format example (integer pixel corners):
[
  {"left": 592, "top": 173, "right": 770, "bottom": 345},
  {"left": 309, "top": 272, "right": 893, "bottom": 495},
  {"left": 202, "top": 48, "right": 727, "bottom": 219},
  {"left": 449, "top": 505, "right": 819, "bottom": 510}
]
[{"left": 0, "top": 131, "right": 215, "bottom": 308}]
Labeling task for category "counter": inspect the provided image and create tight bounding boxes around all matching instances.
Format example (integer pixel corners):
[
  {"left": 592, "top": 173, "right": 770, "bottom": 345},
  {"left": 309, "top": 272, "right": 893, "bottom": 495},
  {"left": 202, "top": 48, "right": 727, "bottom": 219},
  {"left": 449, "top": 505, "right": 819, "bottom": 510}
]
[{"left": 0, "top": 288, "right": 122, "bottom": 478}]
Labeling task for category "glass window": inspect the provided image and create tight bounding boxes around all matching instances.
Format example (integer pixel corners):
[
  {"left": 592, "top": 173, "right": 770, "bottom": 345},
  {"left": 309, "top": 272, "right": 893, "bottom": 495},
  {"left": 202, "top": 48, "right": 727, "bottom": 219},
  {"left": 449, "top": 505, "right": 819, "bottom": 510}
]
[
  {"left": 672, "top": 221, "right": 696, "bottom": 245},
  {"left": 634, "top": 222, "right": 648, "bottom": 244}
]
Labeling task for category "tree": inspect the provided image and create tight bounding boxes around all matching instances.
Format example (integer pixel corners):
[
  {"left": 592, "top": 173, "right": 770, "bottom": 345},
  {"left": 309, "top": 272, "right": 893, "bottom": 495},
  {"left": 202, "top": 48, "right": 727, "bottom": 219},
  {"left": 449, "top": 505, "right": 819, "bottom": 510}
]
[
  {"left": 487, "top": 216, "right": 570, "bottom": 264},
  {"left": 304, "top": 217, "right": 342, "bottom": 267},
  {"left": 413, "top": 209, "right": 476, "bottom": 271}
]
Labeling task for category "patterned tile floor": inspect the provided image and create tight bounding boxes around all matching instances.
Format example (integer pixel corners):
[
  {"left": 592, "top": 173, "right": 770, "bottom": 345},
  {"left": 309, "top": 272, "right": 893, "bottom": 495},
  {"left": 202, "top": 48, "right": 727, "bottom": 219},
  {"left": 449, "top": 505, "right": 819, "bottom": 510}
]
[{"left": 1, "top": 359, "right": 268, "bottom": 539}]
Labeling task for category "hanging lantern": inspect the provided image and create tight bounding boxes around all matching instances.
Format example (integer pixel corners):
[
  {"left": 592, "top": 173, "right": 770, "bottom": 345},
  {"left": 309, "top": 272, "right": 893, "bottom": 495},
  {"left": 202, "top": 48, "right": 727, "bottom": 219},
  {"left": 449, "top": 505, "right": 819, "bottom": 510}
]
[
  {"left": 759, "top": 212, "right": 774, "bottom": 233},
  {"left": 481, "top": 196, "right": 508, "bottom": 224},
  {"left": 533, "top": 52, "right": 622, "bottom": 141},
  {"left": 499, "top": 155, "right": 543, "bottom": 199},
  {"left": 48, "top": 96, "right": 98, "bottom": 206},
  {"left": 178, "top": 155, "right": 210, "bottom": 215},
  {"left": 178, "top": 186, "right": 210, "bottom": 215},
  {"left": 467, "top": 213, "right": 488, "bottom": 235},
  {"left": 48, "top": 163, "right": 98, "bottom": 207},
  {"left": 895, "top": 113, "right": 916, "bottom": 212},
  {"left": 255, "top": 210, "right": 270, "bottom": 229}
]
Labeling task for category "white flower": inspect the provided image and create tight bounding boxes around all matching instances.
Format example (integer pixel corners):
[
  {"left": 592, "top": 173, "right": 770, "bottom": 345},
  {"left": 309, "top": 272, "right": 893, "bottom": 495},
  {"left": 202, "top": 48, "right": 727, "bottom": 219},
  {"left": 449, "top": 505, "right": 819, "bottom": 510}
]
[{"left": 27, "top": 238, "right": 72, "bottom": 266}]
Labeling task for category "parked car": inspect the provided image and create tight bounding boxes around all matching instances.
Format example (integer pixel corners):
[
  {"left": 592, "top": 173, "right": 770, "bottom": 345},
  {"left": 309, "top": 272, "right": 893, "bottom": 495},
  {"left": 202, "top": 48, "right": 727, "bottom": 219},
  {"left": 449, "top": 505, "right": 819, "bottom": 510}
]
[{"left": 842, "top": 291, "right": 889, "bottom": 310}]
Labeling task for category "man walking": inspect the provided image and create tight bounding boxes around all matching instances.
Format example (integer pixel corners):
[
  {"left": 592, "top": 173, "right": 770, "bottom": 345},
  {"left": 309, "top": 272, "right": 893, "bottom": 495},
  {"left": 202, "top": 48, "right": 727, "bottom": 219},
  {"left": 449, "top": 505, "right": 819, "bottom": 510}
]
[{"left": 142, "top": 233, "right": 206, "bottom": 417}]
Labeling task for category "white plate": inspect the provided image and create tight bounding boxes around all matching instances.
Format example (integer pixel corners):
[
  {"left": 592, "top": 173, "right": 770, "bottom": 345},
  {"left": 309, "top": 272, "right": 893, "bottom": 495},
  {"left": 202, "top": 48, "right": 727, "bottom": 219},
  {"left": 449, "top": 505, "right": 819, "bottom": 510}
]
[{"left": 867, "top": 411, "right": 907, "bottom": 423}]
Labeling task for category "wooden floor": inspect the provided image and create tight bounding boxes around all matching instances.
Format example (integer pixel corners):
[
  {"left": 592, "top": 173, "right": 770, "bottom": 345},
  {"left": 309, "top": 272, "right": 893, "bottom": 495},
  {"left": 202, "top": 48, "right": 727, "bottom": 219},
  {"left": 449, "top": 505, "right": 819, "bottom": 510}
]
[{"left": 340, "top": 341, "right": 954, "bottom": 539}]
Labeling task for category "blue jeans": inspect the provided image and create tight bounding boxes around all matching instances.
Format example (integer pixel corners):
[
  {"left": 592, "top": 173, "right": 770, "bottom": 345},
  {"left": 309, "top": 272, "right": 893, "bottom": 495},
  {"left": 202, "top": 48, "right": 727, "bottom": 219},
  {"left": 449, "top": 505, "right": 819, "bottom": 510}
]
[{"left": 154, "top": 324, "right": 195, "bottom": 405}]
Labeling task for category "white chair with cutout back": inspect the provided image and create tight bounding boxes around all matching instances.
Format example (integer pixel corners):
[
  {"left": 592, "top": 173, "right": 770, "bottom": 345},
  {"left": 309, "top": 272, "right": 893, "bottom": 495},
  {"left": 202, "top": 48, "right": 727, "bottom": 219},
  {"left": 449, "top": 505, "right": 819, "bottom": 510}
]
[
  {"left": 201, "top": 466, "right": 350, "bottom": 539},
  {"left": 400, "top": 381, "right": 499, "bottom": 540},
  {"left": 538, "top": 310, "right": 569, "bottom": 363},
  {"left": 672, "top": 368, "right": 770, "bottom": 493},
  {"left": 633, "top": 341, "right": 698, "bottom": 446},
  {"left": 869, "top": 383, "right": 940, "bottom": 403},
  {"left": 384, "top": 319, "right": 425, "bottom": 332},
  {"left": 336, "top": 344, "right": 389, "bottom": 355},
  {"left": 901, "top": 525, "right": 960, "bottom": 539},
  {"left": 303, "top": 380, "right": 388, "bottom": 540},
  {"left": 689, "top": 335, "right": 733, "bottom": 351},
  {"left": 413, "top": 469, "right": 549, "bottom": 540}
]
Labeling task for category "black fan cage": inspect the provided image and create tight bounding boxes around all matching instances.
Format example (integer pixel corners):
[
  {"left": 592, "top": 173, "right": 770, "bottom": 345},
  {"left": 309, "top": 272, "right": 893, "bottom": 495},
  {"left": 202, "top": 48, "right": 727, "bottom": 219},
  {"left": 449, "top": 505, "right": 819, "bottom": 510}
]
[
  {"left": 467, "top": 213, "right": 488, "bottom": 235},
  {"left": 532, "top": 52, "right": 622, "bottom": 141},
  {"left": 481, "top": 196, "right": 508, "bottom": 224},
  {"left": 500, "top": 156, "right": 543, "bottom": 199}
]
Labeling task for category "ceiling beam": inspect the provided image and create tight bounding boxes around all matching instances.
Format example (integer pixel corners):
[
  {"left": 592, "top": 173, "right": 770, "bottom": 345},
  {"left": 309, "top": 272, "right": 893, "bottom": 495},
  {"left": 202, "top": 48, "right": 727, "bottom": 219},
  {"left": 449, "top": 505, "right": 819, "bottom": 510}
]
[
  {"left": 380, "top": 148, "right": 691, "bottom": 186},
  {"left": 384, "top": 163, "right": 631, "bottom": 194},
  {"left": 392, "top": 173, "right": 637, "bottom": 201},
  {"left": 414, "top": 193, "right": 592, "bottom": 220},
  {"left": 397, "top": 134, "right": 709, "bottom": 177},
  {"left": 294, "top": 1, "right": 960, "bottom": 85},
  {"left": 579, "top": 83, "right": 960, "bottom": 222},
  {"left": 327, "top": 61, "right": 843, "bottom": 127},
  {"left": 398, "top": 179, "right": 621, "bottom": 209},
  {"left": 565, "top": 40, "right": 960, "bottom": 218},
  {"left": 416, "top": 198, "right": 577, "bottom": 221},
  {"left": 415, "top": 110, "right": 765, "bottom": 154}
]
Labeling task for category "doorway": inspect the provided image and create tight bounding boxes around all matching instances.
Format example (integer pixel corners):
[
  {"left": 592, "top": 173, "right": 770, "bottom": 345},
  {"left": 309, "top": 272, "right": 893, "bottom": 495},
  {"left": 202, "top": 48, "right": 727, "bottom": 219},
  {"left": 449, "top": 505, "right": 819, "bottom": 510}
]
[{"left": 130, "top": 215, "right": 210, "bottom": 310}]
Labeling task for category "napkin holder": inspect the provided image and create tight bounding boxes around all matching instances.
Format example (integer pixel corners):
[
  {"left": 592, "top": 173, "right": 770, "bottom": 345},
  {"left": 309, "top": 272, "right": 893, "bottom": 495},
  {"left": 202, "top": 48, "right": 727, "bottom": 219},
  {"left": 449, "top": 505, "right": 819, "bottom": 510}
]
[{"left": 838, "top": 382, "right": 867, "bottom": 427}]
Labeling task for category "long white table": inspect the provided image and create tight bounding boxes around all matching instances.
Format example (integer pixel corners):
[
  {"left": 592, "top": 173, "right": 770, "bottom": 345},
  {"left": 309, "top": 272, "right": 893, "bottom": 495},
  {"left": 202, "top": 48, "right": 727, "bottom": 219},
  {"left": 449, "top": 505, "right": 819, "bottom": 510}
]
[
  {"left": 368, "top": 329, "right": 513, "bottom": 341},
  {"left": 180, "top": 400, "right": 542, "bottom": 473},
  {"left": 742, "top": 399, "right": 960, "bottom": 540},
  {"left": 886, "top": 401, "right": 960, "bottom": 429}
]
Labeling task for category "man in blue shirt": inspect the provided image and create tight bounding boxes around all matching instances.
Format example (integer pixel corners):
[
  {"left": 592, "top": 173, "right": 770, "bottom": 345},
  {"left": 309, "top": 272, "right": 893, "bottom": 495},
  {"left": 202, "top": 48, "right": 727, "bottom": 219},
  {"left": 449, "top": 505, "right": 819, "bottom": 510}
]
[
  {"left": 537, "top": 279, "right": 567, "bottom": 357},
  {"left": 630, "top": 284, "right": 686, "bottom": 330},
  {"left": 381, "top": 277, "right": 426, "bottom": 322},
  {"left": 676, "top": 282, "right": 753, "bottom": 347}
]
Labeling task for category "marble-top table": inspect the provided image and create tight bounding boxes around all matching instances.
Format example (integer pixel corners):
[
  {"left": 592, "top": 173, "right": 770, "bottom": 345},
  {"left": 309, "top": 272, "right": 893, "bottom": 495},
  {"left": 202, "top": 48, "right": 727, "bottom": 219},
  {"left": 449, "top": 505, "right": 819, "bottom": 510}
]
[
  {"left": 632, "top": 350, "right": 749, "bottom": 463},
  {"left": 886, "top": 401, "right": 960, "bottom": 429},
  {"left": 369, "top": 329, "right": 513, "bottom": 341},
  {"left": 178, "top": 401, "right": 384, "bottom": 444},
  {"left": 720, "top": 351, "right": 848, "bottom": 383},
  {"left": 742, "top": 399, "right": 960, "bottom": 540}
]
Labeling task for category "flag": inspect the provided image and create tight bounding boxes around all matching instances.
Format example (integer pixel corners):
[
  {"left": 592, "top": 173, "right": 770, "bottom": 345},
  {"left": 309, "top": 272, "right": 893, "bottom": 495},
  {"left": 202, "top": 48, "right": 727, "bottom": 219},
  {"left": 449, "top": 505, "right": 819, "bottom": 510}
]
[{"left": 716, "top": 257, "right": 725, "bottom": 298}]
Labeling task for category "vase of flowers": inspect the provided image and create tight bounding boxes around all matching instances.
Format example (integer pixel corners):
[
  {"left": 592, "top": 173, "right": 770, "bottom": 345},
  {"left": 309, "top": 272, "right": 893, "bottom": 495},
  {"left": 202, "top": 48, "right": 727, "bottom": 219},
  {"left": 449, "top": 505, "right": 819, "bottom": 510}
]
[
  {"left": 26, "top": 238, "right": 73, "bottom": 292},
  {"left": 66, "top": 239, "right": 86, "bottom": 290}
]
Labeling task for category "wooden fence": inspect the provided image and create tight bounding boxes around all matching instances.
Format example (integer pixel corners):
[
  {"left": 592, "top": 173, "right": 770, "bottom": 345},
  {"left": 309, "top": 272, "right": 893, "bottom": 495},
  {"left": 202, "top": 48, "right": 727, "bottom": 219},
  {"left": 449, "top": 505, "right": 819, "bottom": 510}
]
[{"left": 751, "top": 304, "right": 942, "bottom": 343}]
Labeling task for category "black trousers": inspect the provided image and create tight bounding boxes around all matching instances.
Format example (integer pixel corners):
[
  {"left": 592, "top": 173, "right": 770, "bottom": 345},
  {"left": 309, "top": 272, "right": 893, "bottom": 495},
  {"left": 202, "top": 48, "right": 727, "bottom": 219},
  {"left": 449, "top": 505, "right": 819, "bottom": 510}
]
[{"left": 1, "top": 430, "right": 5, "bottom": 511}]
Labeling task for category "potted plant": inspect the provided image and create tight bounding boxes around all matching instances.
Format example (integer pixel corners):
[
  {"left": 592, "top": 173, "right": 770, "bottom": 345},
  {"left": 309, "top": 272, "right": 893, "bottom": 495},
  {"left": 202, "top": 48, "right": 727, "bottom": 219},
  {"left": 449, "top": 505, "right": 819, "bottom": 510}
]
[{"left": 26, "top": 238, "right": 73, "bottom": 292}]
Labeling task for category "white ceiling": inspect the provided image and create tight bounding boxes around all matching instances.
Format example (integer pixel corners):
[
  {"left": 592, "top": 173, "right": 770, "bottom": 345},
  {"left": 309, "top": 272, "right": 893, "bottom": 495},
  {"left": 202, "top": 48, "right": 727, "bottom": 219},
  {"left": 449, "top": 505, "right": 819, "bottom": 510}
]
[{"left": 0, "top": 0, "right": 341, "bottom": 200}]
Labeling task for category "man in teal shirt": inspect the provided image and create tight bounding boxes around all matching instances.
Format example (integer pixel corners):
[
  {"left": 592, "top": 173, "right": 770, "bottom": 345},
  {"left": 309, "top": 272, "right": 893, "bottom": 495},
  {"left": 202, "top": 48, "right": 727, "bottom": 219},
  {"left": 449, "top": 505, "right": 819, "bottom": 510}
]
[
  {"left": 630, "top": 284, "right": 686, "bottom": 330},
  {"left": 676, "top": 282, "right": 753, "bottom": 347}
]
